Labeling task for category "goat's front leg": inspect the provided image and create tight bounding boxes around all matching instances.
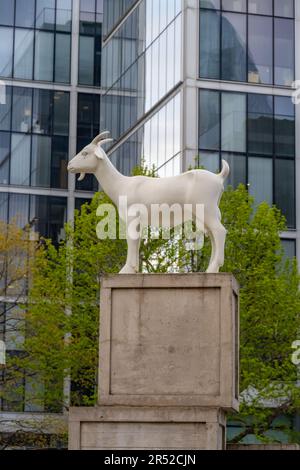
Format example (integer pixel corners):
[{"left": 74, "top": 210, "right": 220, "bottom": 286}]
[{"left": 119, "top": 219, "right": 141, "bottom": 274}]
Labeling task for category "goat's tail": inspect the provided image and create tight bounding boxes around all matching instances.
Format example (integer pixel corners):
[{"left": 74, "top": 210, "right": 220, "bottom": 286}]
[{"left": 218, "top": 160, "right": 230, "bottom": 182}]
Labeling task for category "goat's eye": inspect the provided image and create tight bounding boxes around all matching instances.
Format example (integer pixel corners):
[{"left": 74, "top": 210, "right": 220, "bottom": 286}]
[{"left": 82, "top": 152, "right": 88, "bottom": 158}]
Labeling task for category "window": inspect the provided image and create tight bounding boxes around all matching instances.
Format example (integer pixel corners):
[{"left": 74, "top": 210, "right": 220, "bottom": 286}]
[
  {"left": 0, "top": 132, "right": 10, "bottom": 184},
  {"left": 200, "top": 10, "right": 220, "bottom": 79},
  {"left": 275, "top": 96, "right": 295, "bottom": 157},
  {"left": 33, "top": 89, "right": 53, "bottom": 135},
  {"left": 10, "top": 134, "right": 31, "bottom": 186},
  {"left": 79, "top": 36, "right": 95, "bottom": 85},
  {"left": 248, "top": 15, "right": 273, "bottom": 84},
  {"left": 0, "top": 86, "right": 11, "bottom": 131},
  {"left": 0, "top": 1, "right": 73, "bottom": 84},
  {"left": 200, "top": 0, "right": 220, "bottom": 9},
  {"left": 198, "top": 89, "right": 296, "bottom": 228},
  {"left": 14, "top": 29, "right": 34, "bottom": 80},
  {"left": 199, "top": 90, "right": 220, "bottom": 150},
  {"left": 56, "top": 0, "right": 72, "bottom": 32},
  {"left": 31, "top": 135, "right": 52, "bottom": 187},
  {"left": 1, "top": 86, "right": 69, "bottom": 189},
  {"left": 199, "top": 4, "right": 294, "bottom": 86},
  {"left": 275, "top": 159, "right": 295, "bottom": 228},
  {"left": 0, "top": 27, "right": 13, "bottom": 77},
  {"left": 248, "top": 0, "right": 272, "bottom": 15},
  {"left": 282, "top": 239, "right": 296, "bottom": 260},
  {"left": 249, "top": 157, "right": 273, "bottom": 206},
  {"left": 79, "top": 0, "right": 102, "bottom": 87},
  {"left": 76, "top": 93, "right": 100, "bottom": 191},
  {"left": 223, "top": 153, "right": 246, "bottom": 188},
  {"left": 12, "top": 88, "right": 32, "bottom": 134},
  {"left": 222, "top": 0, "right": 246, "bottom": 12},
  {"left": 53, "top": 92, "right": 69, "bottom": 136},
  {"left": 199, "top": 151, "right": 220, "bottom": 173},
  {"left": 36, "top": 0, "right": 56, "bottom": 30},
  {"left": 274, "top": 0, "right": 294, "bottom": 18},
  {"left": 222, "top": 93, "right": 246, "bottom": 152},
  {"left": 248, "top": 94, "right": 273, "bottom": 155},
  {"left": 55, "top": 34, "right": 71, "bottom": 83},
  {"left": 274, "top": 18, "right": 294, "bottom": 86},
  {"left": 222, "top": 13, "right": 246, "bottom": 82},
  {"left": 15, "top": 0, "right": 35, "bottom": 28},
  {"left": 34, "top": 31, "right": 54, "bottom": 81},
  {"left": 0, "top": 0, "right": 14, "bottom": 26}
]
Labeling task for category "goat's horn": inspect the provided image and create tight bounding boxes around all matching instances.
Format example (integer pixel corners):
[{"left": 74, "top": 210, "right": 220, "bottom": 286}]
[
  {"left": 92, "top": 131, "right": 110, "bottom": 145},
  {"left": 78, "top": 173, "right": 85, "bottom": 181},
  {"left": 99, "top": 138, "right": 113, "bottom": 147}
]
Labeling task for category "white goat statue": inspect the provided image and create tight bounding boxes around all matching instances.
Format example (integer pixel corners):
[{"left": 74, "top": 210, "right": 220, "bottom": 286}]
[{"left": 68, "top": 132, "right": 230, "bottom": 274}]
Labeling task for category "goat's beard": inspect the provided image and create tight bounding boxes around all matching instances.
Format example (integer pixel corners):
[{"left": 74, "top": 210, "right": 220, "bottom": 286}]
[{"left": 78, "top": 173, "right": 85, "bottom": 181}]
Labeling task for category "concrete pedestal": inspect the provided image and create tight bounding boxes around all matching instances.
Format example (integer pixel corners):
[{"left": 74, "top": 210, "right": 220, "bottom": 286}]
[{"left": 69, "top": 274, "right": 239, "bottom": 450}]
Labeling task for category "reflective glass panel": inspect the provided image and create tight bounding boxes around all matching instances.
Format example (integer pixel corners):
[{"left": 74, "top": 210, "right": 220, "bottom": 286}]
[
  {"left": 274, "top": 0, "right": 294, "bottom": 18},
  {"left": 248, "top": 15, "right": 273, "bottom": 84},
  {"left": 12, "top": 88, "right": 32, "bottom": 133},
  {"left": 34, "top": 31, "right": 54, "bottom": 81},
  {"left": 0, "top": 85, "right": 11, "bottom": 131},
  {"left": 222, "top": 13, "right": 246, "bottom": 82},
  {"left": 248, "top": 94, "right": 273, "bottom": 155},
  {"left": 15, "top": 0, "right": 35, "bottom": 28},
  {"left": 222, "top": 153, "right": 246, "bottom": 188},
  {"left": 222, "top": 0, "right": 246, "bottom": 12},
  {"left": 0, "top": 27, "right": 13, "bottom": 77},
  {"left": 200, "top": 0, "right": 220, "bottom": 9},
  {"left": 36, "top": 0, "right": 55, "bottom": 30},
  {"left": 274, "top": 18, "right": 294, "bottom": 86},
  {"left": 0, "top": 0, "right": 15, "bottom": 26},
  {"left": 14, "top": 29, "right": 34, "bottom": 80},
  {"left": 275, "top": 158, "right": 295, "bottom": 228},
  {"left": 56, "top": 0, "right": 72, "bottom": 32},
  {"left": 274, "top": 96, "right": 295, "bottom": 157},
  {"left": 199, "top": 90, "right": 220, "bottom": 150},
  {"left": 53, "top": 92, "right": 69, "bottom": 136},
  {"left": 10, "top": 133, "right": 31, "bottom": 186},
  {"left": 222, "top": 93, "right": 246, "bottom": 152},
  {"left": 79, "top": 36, "right": 95, "bottom": 85},
  {"left": 249, "top": 156, "right": 273, "bottom": 206},
  {"left": 0, "top": 131, "right": 10, "bottom": 184},
  {"left": 33, "top": 89, "right": 53, "bottom": 135},
  {"left": 55, "top": 34, "right": 71, "bottom": 83},
  {"left": 31, "top": 135, "right": 52, "bottom": 187},
  {"left": 200, "top": 10, "right": 220, "bottom": 79},
  {"left": 248, "top": 0, "right": 273, "bottom": 15}
]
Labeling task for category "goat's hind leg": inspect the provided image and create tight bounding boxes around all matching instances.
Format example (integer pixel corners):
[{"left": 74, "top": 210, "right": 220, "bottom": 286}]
[{"left": 206, "top": 219, "right": 226, "bottom": 274}]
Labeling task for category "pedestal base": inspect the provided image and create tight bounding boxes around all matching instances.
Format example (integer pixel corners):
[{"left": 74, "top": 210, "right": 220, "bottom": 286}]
[
  {"left": 69, "top": 406, "right": 226, "bottom": 450},
  {"left": 69, "top": 274, "right": 239, "bottom": 451}
]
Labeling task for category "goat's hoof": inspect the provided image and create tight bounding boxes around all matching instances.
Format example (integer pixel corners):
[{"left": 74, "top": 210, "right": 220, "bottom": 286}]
[
  {"left": 206, "top": 265, "right": 220, "bottom": 274},
  {"left": 119, "top": 265, "right": 137, "bottom": 274}
]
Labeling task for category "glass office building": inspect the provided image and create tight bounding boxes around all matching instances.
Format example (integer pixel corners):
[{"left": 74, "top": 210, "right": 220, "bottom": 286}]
[
  {"left": 102, "top": 0, "right": 298, "bottom": 261},
  {"left": 0, "top": 0, "right": 103, "bottom": 416}
]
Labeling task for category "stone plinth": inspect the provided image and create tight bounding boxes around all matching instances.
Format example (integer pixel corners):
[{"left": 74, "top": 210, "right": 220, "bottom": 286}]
[
  {"left": 69, "top": 406, "right": 226, "bottom": 451},
  {"left": 99, "top": 274, "right": 239, "bottom": 410},
  {"left": 69, "top": 274, "right": 239, "bottom": 450}
]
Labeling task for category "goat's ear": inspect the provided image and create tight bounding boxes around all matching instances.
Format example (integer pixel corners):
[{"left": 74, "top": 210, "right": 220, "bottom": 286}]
[{"left": 95, "top": 146, "right": 104, "bottom": 160}]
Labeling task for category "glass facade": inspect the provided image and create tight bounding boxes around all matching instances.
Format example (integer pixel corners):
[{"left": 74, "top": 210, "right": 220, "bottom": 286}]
[
  {"left": 103, "top": 0, "right": 138, "bottom": 38},
  {"left": 79, "top": 0, "right": 103, "bottom": 86},
  {"left": 0, "top": 86, "right": 69, "bottom": 189},
  {"left": 199, "top": 89, "right": 295, "bottom": 228},
  {"left": 109, "top": 92, "right": 182, "bottom": 177},
  {"left": 0, "top": 3, "right": 102, "bottom": 414},
  {"left": 200, "top": 0, "right": 295, "bottom": 86},
  {"left": 0, "top": 0, "right": 72, "bottom": 83},
  {"left": 102, "top": 0, "right": 182, "bottom": 146}
]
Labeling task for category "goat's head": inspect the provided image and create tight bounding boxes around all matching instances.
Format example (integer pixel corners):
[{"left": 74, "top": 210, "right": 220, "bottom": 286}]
[{"left": 67, "top": 131, "right": 113, "bottom": 181}]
